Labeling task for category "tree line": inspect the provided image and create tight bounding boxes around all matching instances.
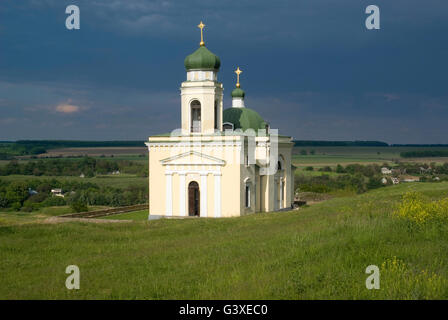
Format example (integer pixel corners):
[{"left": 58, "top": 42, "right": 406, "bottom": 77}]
[
  {"left": 293, "top": 140, "right": 389, "bottom": 147},
  {"left": 400, "top": 150, "right": 448, "bottom": 158},
  {"left": 0, "top": 140, "right": 145, "bottom": 158},
  {"left": 295, "top": 163, "right": 384, "bottom": 194},
  {"left": 0, "top": 157, "right": 147, "bottom": 177},
  {"left": 0, "top": 178, "right": 148, "bottom": 212}
]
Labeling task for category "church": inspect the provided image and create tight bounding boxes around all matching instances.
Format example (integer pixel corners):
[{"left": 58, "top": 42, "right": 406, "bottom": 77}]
[{"left": 146, "top": 22, "right": 295, "bottom": 218}]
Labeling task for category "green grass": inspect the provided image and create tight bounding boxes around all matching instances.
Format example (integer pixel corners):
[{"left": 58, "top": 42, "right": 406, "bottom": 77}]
[
  {"left": 0, "top": 206, "right": 110, "bottom": 226},
  {"left": 1, "top": 182, "right": 448, "bottom": 299},
  {"left": 295, "top": 169, "right": 342, "bottom": 177},
  {"left": 102, "top": 210, "right": 148, "bottom": 221}
]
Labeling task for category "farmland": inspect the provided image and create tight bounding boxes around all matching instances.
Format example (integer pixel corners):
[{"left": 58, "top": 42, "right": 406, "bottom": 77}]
[
  {"left": 37, "top": 147, "right": 147, "bottom": 159},
  {"left": 292, "top": 146, "right": 448, "bottom": 168}
]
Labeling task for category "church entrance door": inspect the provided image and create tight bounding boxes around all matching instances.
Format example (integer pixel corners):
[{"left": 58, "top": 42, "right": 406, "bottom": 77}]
[{"left": 188, "top": 181, "right": 200, "bottom": 216}]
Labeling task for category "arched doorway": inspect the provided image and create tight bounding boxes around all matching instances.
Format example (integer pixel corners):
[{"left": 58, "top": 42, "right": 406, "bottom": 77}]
[{"left": 188, "top": 181, "right": 200, "bottom": 216}]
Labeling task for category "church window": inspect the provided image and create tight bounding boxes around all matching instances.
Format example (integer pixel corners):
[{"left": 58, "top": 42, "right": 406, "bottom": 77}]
[
  {"left": 245, "top": 184, "right": 251, "bottom": 208},
  {"left": 281, "top": 179, "right": 285, "bottom": 201},
  {"left": 223, "top": 122, "right": 234, "bottom": 131},
  {"left": 190, "top": 100, "right": 201, "bottom": 133}
]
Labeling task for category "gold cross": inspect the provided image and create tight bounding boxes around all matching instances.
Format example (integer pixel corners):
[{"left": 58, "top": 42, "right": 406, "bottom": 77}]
[
  {"left": 235, "top": 67, "right": 242, "bottom": 88},
  {"left": 198, "top": 21, "right": 205, "bottom": 46}
]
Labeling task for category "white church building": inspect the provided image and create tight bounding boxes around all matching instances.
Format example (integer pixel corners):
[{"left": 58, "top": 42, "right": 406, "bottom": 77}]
[{"left": 146, "top": 22, "right": 295, "bottom": 218}]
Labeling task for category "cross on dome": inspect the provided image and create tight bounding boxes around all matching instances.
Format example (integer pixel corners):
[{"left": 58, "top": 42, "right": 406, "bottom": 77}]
[
  {"left": 197, "top": 21, "right": 205, "bottom": 46},
  {"left": 235, "top": 67, "right": 242, "bottom": 88}
]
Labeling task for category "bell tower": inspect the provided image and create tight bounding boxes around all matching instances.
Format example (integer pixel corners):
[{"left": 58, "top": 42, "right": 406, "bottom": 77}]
[{"left": 181, "top": 21, "right": 223, "bottom": 135}]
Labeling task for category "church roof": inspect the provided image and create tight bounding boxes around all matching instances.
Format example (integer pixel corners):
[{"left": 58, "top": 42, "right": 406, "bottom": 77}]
[
  {"left": 223, "top": 107, "right": 267, "bottom": 131},
  {"left": 184, "top": 46, "right": 221, "bottom": 71}
]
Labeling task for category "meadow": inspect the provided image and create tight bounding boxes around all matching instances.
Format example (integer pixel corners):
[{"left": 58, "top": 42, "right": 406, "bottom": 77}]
[
  {"left": 1, "top": 182, "right": 448, "bottom": 299},
  {"left": 1, "top": 145, "right": 448, "bottom": 299},
  {"left": 0, "top": 206, "right": 110, "bottom": 226}
]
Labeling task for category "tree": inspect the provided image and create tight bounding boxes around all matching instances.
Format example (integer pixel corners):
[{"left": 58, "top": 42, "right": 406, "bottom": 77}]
[
  {"left": 336, "top": 164, "right": 345, "bottom": 173},
  {"left": 5, "top": 181, "right": 29, "bottom": 206},
  {"left": 70, "top": 201, "right": 88, "bottom": 213}
]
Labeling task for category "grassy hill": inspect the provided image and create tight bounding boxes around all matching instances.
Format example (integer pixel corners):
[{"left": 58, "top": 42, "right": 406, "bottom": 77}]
[{"left": 1, "top": 182, "right": 448, "bottom": 299}]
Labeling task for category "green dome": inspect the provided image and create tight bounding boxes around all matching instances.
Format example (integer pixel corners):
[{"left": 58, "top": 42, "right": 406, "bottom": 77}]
[
  {"left": 184, "top": 46, "right": 221, "bottom": 71},
  {"left": 223, "top": 107, "right": 267, "bottom": 131},
  {"left": 231, "top": 88, "right": 245, "bottom": 98}
]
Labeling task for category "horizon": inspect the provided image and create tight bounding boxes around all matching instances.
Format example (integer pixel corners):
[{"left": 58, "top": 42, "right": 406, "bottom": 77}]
[{"left": 4, "top": 139, "right": 448, "bottom": 147}]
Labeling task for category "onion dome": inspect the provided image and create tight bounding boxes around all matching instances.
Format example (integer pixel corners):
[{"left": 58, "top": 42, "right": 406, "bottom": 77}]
[
  {"left": 184, "top": 46, "right": 221, "bottom": 71},
  {"left": 231, "top": 87, "right": 245, "bottom": 98},
  {"left": 223, "top": 107, "right": 267, "bottom": 131}
]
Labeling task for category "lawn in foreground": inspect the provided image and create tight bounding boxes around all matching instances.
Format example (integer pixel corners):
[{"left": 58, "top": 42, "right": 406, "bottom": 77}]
[
  {"left": 1, "top": 182, "right": 448, "bottom": 299},
  {"left": 0, "top": 206, "right": 111, "bottom": 226}
]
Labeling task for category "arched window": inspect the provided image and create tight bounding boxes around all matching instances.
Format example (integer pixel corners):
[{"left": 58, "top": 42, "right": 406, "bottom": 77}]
[
  {"left": 245, "top": 184, "right": 251, "bottom": 208},
  {"left": 277, "top": 155, "right": 285, "bottom": 172},
  {"left": 190, "top": 100, "right": 201, "bottom": 133},
  {"left": 223, "top": 122, "right": 234, "bottom": 131}
]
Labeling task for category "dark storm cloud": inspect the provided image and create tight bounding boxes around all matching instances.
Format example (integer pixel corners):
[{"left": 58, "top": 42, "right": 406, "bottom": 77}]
[{"left": 0, "top": 0, "right": 447, "bottom": 142}]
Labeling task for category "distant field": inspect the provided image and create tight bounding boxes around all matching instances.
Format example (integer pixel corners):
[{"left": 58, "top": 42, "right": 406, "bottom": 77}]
[
  {"left": 0, "top": 174, "right": 147, "bottom": 189},
  {"left": 4, "top": 146, "right": 448, "bottom": 169},
  {"left": 292, "top": 146, "right": 448, "bottom": 168},
  {"left": 37, "top": 147, "right": 147, "bottom": 158}
]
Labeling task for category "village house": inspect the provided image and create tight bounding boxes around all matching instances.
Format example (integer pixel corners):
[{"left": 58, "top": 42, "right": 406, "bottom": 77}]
[
  {"left": 401, "top": 176, "right": 420, "bottom": 183},
  {"left": 51, "top": 188, "right": 64, "bottom": 197}
]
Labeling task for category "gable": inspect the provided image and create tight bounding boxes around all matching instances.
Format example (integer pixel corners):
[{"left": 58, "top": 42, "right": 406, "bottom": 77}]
[{"left": 160, "top": 151, "right": 225, "bottom": 166}]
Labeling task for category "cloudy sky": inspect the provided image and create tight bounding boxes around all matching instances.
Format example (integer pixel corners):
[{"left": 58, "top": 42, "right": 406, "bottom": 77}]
[{"left": 0, "top": 0, "right": 447, "bottom": 143}]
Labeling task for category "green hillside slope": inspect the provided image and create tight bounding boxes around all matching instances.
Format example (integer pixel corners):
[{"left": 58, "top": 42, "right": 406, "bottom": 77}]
[{"left": 1, "top": 182, "right": 448, "bottom": 299}]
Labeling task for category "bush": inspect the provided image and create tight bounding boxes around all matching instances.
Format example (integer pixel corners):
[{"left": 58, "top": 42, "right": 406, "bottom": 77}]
[
  {"left": 11, "top": 202, "right": 21, "bottom": 211},
  {"left": 366, "top": 177, "right": 384, "bottom": 190},
  {"left": 305, "top": 166, "right": 314, "bottom": 171},
  {"left": 70, "top": 201, "right": 88, "bottom": 213},
  {"left": 20, "top": 206, "right": 34, "bottom": 212},
  {"left": 26, "top": 193, "right": 49, "bottom": 204},
  {"left": 298, "top": 184, "right": 332, "bottom": 193},
  {"left": 41, "top": 196, "right": 67, "bottom": 207}
]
